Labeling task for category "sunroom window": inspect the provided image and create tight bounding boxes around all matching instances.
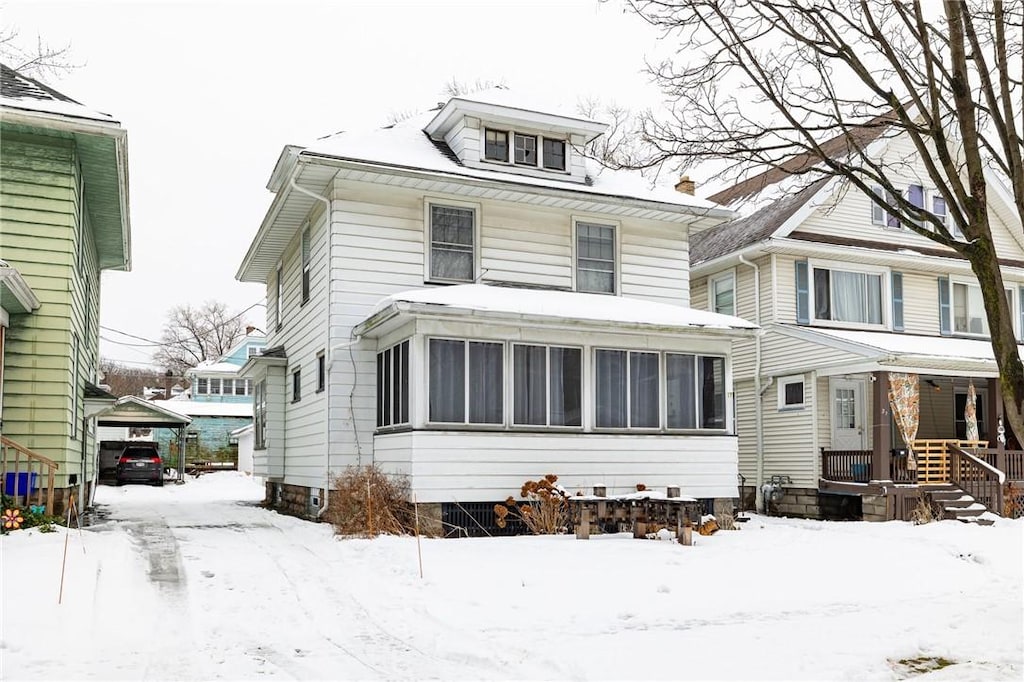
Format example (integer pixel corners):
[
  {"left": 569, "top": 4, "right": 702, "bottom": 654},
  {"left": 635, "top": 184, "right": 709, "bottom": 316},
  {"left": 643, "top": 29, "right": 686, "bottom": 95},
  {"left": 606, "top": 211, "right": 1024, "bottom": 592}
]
[
  {"left": 429, "top": 339, "right": 503, "bottom": 424},
  {"left": 376, "top": 341, "right": 409, "bottom": 427},
  {"left": 595, "top": 350, "right": 660, "bottom": 428},
  {"left": 513, "top": 345, "right": 582, "bottom": 427},
  {"left": 813, "top": 267, "right": 883, "bottom": 325}
]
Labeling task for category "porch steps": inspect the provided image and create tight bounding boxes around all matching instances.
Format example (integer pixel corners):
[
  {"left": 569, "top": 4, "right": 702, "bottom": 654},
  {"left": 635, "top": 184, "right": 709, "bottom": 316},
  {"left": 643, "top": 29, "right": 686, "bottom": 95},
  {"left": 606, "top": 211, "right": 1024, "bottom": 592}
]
[{"left": 928, "top": 485, "right": 996, "bottom": 526}]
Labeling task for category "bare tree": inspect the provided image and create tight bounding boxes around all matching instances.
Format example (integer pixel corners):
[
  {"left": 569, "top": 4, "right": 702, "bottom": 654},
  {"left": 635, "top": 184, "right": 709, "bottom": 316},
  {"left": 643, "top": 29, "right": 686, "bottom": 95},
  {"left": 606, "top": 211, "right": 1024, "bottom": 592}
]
[
  {"left": 153, "top": 301, "right": 245, "bottom": 375},
  {"left": 620, "top": 0, "right": 1024, "bottom": 441},
  {"left": 0, "top": 26, "right": 80, "bottom": 79},
  {"left": 99, "top": 359, "right": 186, "bottom": 399}
]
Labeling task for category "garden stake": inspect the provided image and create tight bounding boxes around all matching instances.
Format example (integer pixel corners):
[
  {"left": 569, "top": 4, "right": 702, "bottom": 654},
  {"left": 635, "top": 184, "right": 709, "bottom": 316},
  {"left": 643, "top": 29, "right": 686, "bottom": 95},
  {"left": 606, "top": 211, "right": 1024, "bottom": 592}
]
[
  {"left": 414, "top": 493, "right": 423, "bottom": 579},
  {"left": 366, "top": 479, "right": 373, "bottom": 536}
]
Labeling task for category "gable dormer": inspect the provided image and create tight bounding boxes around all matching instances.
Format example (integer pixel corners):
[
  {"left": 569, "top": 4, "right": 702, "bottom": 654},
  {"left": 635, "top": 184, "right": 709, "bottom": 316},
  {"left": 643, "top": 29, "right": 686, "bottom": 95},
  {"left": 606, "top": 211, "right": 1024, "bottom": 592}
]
[{"left": 423, "top": 90, "right": 607, "bottom": 184}]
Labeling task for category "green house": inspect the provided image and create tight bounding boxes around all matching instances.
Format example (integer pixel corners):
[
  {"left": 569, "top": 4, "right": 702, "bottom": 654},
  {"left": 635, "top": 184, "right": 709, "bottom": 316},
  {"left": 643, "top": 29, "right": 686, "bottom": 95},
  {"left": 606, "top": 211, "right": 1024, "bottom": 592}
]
[{"left": 0, "top": 63, "right": 131, "bottom": 513}]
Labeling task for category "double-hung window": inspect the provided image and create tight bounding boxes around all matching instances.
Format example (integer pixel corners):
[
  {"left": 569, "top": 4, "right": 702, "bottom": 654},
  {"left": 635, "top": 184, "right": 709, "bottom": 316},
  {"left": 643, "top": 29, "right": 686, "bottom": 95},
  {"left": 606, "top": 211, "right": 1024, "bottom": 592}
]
[
  {"left": 484, "top": 129, "right": 509, "bottom": 162},
  {"left": 710, "top": 272, "right": 736, "bottom": 316},
  {"left": 575, "top": 221, "right": 616, "bottom": 294},
  {"left": 594, "top": 350, "right": 660, "bottom": 428},
  {"left": 429, "top": 204, "right": 476, "bottom": 282},
  {"left": 514, "top": 133, "right": 537, "bottom": 165},
  {"left": 428, "top": 339, "right": 503, "bottom": 424},
  {"left": 196, "top": 377, "right": 209, "bottom": 395},
  {"left": 377, "top": 341, "right": 409, "bottom": 427},
  {"left": 234, "top": 379, "right": 247, "bottom": 396},
  {"left": 542, "top": 138, "right": 566, "bottom": 171},
  {"left": 812, "top": 266, "right": 883, "bottom": 325},
  {"left": 254, "top": 380, "right": 267, "bottom": 449},
  {"left": 870, "top": 185, "right": 899, "bottom": 228},
  {"left": 513, "top": 344, "right": 582, "bottom": 427}
]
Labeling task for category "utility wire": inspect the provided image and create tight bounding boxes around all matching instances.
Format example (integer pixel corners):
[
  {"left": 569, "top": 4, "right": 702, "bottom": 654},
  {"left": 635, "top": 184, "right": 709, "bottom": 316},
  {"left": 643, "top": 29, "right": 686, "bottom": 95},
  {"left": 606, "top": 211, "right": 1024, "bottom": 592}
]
[{"left": 101, "top": 300, "right": 265, "bottom": 349}]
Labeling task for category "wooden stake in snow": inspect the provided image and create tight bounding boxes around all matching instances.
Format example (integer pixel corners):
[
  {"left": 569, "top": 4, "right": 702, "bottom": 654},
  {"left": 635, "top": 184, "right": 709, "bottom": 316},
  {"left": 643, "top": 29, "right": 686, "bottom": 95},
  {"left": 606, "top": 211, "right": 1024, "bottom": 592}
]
[
  {"left": 58, "top": 494, "right": 76, "bottom": 604},
  {"left": 414, "top": 493, "right": 423, "bottom": 579},
  {"left": 366, "top": 479, "right": 373, "bottom": 537}
]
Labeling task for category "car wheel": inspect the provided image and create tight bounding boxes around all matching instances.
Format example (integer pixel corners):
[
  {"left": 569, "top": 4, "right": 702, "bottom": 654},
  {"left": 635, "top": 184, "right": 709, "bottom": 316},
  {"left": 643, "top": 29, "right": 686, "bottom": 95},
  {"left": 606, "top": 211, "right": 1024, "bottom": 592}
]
[{"left": 155, "top": 477, "right": 164, "bottom": 487}]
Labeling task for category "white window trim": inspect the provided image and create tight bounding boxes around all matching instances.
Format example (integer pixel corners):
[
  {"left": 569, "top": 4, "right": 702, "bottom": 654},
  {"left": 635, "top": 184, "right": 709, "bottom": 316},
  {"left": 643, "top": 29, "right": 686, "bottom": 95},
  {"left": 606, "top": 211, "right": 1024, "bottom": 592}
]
[
  {"left": 479, "top": 125, "right": 571, "bottom": 175},
  {"left": 807, "top": 258, "right": 890, "bottom": 331},
  {"left": 708, "top": 270, "right": 737, "bottom": 316},
  {"left": 423, "top": 197, "right": 482, "bottom": 284},
  {"left": 778, "top": 375, "right": 806, "bottom": 411},
  {"left": 948, "top": 276, "right": 1014, "bottom": 338},
  {"left": 572, "top": 216, "right": 621, "bottom": 296}
]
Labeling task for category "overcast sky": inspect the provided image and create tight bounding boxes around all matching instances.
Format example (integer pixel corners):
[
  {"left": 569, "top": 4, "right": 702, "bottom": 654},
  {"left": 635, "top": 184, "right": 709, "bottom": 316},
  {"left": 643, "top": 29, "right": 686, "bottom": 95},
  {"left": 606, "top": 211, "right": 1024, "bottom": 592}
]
[{"left": 3, "top": 0, "right": 667, "bottom": 368}]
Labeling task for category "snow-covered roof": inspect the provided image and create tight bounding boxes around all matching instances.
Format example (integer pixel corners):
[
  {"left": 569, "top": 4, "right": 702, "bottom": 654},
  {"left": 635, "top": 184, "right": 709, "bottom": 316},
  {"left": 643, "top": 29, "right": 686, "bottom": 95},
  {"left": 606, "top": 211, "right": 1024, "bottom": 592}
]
[
  {"left": 149, "top": 400, "right": 252, "bottom": 418},
  {"left": 776, "top": 325, "right": 1013, "bottom": 374},
  {"left": 358, "top": 284, "right": 758, "bottom": 336},
  {"left": 188, "top": 361, "right": 246, "bottom": 376},
  {"left": 302, "top": 109, "right": 721, "bottom": 212},
  {"left": 0, "top": 62, "right": 118, "bottom": 124}
]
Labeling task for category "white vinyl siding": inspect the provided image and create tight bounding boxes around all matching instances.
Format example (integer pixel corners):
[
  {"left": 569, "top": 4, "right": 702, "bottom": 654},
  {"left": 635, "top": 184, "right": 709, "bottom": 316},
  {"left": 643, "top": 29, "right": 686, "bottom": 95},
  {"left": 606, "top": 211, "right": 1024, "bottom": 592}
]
[{"left": 373, "top": 430, "right": 740, "bottom": 503}]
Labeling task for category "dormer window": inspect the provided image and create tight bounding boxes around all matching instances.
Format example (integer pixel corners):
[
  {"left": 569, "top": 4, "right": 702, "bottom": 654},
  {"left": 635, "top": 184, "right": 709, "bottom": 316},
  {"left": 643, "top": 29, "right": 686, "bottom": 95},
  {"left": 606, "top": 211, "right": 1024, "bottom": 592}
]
[
  {"left": 482, "top": 127, "right": 569, "bottom": 173},
  {"left": 542, "top": 138, "right": 566, "bottom": 171},
  {"left": 514, "top": 133, "right": 537, "bottom": 165},
  {"left": 484, "top": 129, "right": 509, "bottom": 162}
]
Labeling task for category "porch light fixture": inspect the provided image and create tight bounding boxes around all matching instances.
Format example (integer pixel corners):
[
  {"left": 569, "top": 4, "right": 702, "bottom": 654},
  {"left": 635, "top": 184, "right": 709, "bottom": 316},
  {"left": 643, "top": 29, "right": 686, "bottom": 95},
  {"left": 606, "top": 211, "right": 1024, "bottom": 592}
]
[{"left": 926, "top": 379, "right": 941, "bottom": 391}]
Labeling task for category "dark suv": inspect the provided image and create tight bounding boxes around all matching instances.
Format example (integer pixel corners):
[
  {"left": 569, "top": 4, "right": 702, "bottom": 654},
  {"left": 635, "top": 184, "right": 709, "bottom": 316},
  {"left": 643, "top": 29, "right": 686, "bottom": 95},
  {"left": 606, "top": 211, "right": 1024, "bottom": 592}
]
[{"left": 115, "top": 443, "right": 164, "bottom": 486}]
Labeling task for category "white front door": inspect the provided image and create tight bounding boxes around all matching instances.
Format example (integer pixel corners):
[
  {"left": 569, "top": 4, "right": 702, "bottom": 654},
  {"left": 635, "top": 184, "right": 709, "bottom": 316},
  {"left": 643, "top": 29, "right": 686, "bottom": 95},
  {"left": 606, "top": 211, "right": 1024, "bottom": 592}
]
[{"left": 831, "top": 378, "right": 866, "bottom": 450}]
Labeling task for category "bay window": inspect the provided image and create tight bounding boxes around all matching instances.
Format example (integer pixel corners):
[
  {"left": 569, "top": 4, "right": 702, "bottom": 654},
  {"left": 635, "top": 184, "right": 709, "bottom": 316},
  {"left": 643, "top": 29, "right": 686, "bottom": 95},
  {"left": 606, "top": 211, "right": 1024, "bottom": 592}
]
[{"left": 377, "top": 341, "right": 409, "bottom": 427}]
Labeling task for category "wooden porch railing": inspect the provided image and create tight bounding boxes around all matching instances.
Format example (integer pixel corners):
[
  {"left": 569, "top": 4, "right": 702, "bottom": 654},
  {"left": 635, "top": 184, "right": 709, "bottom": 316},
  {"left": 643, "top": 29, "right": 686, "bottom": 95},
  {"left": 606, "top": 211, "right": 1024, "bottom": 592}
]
[
  {"left": 0, "top": 436, "right": 58, "bottom": 516},
  {"left": 950, "top": 445, "right": 1005, "bottom": 515},
  {"left": 978, "top": 449, "right": 1024, "bottom": 482},
  {"left": 910, "top": 440, "right": 988, "bottom": 485},
  {"left": 820, "top": 449, "right": 873, "bottom": 482}
]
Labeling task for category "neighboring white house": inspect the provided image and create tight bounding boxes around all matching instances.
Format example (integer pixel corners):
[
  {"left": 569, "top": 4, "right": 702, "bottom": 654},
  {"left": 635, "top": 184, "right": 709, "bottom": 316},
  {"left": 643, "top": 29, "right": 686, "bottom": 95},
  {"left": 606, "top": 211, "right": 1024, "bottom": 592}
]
[
  {"left": 689, "top": 126, "right": 1024, "bottom": 521},
  {"left": 237, "top": 89, "right": 757, "bottom": 528}
]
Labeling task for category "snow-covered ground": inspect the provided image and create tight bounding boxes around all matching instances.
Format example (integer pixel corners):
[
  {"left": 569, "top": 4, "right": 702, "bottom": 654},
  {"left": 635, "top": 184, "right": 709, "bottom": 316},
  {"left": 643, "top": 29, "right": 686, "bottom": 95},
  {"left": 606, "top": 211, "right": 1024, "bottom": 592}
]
[{"left": 2, "top": 472, "right": 1021, "bottom": 681}]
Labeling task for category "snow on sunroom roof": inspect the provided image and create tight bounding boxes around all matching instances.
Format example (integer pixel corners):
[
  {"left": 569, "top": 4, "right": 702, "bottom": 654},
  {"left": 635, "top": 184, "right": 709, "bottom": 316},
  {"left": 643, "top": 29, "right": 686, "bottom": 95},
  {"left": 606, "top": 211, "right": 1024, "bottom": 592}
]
[{"left": 365, "top": 284, "right": 758, "bottom": 332}]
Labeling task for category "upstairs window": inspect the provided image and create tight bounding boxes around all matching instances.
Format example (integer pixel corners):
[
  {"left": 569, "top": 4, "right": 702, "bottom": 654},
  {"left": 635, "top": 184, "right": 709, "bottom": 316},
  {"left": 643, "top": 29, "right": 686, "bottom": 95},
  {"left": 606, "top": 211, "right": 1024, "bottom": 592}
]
[
  {"left": 317, "top": 351, "right": 326, "bottom": 393},
  {"left": 514, "top": 133, "right": 537, "bottom": 165},
  {"left": 870, "top": 185, "right": 899, "bottom": 228},
  {"left": 196, "top": 378, "right": 209, "bottom": 394},
  {"left": 575, "top": 221, "right": 616, "bottom": 294},
  {"left": 429, "top": 204, "right": 476, "bottom": 282},
  {"left": 292, "top": 369, "right": 302, "bottom": 402},
  {"left": 484, "top": 129, "right": 509, "bottom": 162},
  {"left": 710, "top": 272, "right": 736, "bottom": 316},
  {"left": 234, "top": 379, "right": 247, "bottom": 396},
  {"left": 813, "top": 267, "right": 883, "bottom": 325},
  {"left": 542, "top": 138, "right": 566, "bottom": 171}
]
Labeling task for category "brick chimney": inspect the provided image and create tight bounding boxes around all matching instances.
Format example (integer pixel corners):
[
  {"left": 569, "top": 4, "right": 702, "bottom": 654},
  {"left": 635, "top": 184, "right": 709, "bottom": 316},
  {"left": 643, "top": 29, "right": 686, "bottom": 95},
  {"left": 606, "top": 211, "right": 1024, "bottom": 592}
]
[
  {"left": 245, "top": 325, "right": 255, "bottom": 335},
  {"left": 675, "top": 175, "right": 696, "bottom": 195}
]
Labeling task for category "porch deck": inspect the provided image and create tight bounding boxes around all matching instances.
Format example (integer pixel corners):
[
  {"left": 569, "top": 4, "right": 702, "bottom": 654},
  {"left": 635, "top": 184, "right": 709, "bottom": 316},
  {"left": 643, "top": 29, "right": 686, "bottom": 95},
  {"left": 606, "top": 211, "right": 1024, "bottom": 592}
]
[{"left": 820, "top": 440, "right": 1024, "bottom": 519}]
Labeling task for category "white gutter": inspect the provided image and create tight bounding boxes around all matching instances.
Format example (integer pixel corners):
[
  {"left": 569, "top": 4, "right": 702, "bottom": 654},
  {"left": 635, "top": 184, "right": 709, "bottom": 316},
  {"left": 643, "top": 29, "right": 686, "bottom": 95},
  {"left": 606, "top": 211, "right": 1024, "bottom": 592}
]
[
  {"left": 288, "top": 174, "right": 336, "bottom": 520},
  {"left": 738, "top": 254, "right": 767, "bottom": 512}
]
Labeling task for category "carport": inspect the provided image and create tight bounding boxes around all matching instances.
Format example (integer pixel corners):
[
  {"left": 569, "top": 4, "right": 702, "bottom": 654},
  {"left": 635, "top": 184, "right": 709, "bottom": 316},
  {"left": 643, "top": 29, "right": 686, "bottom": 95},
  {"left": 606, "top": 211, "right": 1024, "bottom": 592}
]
[{"left": 93, "top": 396, "right": 192, "bottom": 491}]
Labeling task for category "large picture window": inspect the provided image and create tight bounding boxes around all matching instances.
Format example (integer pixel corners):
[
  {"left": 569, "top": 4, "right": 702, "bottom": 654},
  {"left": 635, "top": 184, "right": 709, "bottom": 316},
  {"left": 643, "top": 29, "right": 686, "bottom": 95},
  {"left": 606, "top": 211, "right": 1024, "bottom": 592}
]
[
  {"left": 576, "top": 222, "right": 616, "bottom": 294},
  {"left": 429, "top": 205, "right": 476, "bottom": 282},
  {"left": 813, "top": 267, "right": 883, "bottom": 325},
  {"left": 513, "top": 344, "right": 582, "bottom": 427},
  {"left": 376, "top": 341, "right": 409, "bottom": 428},
  {"left": 429, "top": 339, "right": 503, "bottom": 424}
]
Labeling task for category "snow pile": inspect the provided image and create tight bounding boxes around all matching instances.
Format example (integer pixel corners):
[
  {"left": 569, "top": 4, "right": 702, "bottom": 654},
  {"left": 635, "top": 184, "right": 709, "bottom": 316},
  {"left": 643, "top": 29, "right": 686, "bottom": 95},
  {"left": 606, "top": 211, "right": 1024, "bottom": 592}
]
[{"left": 2, "top": 473, "right": 1021, "bottom": 680}]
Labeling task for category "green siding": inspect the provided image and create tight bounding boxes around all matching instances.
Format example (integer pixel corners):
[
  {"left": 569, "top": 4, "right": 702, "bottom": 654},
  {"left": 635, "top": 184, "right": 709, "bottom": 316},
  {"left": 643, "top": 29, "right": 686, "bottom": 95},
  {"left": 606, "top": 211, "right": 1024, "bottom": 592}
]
[{"left": 1, "top": 126, "right": 102, "bottom": 484}]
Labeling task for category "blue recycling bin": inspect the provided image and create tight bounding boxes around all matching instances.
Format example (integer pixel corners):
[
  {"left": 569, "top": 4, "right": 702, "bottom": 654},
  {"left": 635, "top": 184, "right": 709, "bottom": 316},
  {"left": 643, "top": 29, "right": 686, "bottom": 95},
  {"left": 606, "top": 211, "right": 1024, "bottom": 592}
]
[{"left": 4, "top": 472, "right": 38, "bottom": 496}]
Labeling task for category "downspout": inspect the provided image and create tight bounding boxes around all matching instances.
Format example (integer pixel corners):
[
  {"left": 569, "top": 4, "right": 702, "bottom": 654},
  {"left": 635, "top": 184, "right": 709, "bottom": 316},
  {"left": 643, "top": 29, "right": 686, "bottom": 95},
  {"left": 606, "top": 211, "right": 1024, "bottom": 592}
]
[
  {"left": 738, "top": 254, "right": 767, "bottom": 512},
  {"left": 288, "top": 175, "right": 335, "bottom": 519}
]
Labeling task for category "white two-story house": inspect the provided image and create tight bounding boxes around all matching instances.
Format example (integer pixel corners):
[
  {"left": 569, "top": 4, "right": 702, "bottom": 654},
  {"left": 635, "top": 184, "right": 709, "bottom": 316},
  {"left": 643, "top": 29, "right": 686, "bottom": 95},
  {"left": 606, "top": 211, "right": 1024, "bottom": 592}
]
[
  {"left": 237, "top": 90, "right": 757, "bottom": 531},
  {"left": 690, "top": 128, "right": 1024, "bottom": 522}
]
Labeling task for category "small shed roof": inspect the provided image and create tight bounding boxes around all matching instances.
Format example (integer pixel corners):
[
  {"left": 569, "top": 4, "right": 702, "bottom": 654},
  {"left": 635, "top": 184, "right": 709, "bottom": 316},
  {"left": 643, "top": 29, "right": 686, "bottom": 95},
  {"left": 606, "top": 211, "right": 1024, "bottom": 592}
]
[{"left": 94, "top": 395, "right": 192, "bottom": 428}]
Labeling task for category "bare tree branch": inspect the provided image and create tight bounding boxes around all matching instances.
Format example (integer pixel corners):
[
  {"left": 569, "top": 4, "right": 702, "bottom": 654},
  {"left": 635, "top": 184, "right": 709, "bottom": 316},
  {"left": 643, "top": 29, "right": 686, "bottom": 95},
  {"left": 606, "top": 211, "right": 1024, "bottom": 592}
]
[{"left": 153, "top": 301, "right": 245, "bottom": 375}]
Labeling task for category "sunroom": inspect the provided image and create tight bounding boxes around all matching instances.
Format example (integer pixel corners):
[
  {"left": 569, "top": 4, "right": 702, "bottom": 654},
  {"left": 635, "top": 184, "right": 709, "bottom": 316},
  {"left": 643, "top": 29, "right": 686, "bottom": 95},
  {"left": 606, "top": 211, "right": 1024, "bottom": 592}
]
[{"left": 354, "top": 284, "right": 758, "bottom": 508}]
